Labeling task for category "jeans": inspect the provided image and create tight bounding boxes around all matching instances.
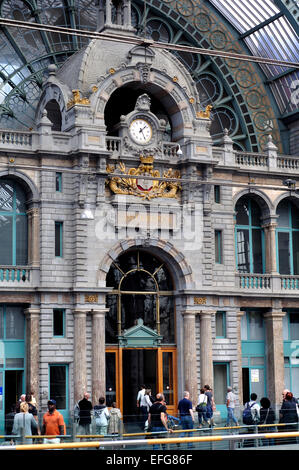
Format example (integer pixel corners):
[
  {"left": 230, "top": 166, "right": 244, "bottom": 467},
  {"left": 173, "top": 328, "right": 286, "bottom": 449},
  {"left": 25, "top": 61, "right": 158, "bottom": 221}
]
[
  {"left": 226, "top": 407, "right": 238, "bottom": 426},
  {"left": 180, "top": 415, "right": 194, "bottom": 448},
  {"left": 198, "top": 410, "right": 209, "bottom": 426},
  {"left": 151, "top": 425, "right": 167, "bottom": 450}
]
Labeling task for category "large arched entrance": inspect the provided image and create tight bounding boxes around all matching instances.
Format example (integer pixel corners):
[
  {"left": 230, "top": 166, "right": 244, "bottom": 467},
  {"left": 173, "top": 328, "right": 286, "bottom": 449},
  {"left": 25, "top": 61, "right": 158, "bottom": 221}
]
[{"left": 105, "top": 249, "right": 177, "bottom": 420}]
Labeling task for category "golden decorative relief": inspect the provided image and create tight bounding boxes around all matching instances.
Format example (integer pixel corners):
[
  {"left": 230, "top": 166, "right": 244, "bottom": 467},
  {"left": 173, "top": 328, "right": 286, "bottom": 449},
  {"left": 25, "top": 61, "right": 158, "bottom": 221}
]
[
  {"left": 194, "top": 297, "right": 207, "bottom": 305},
  {"left": 109, "top": 68, "right": 116, "bottom": 74},
  {"left": 197, "top": 105, "right": 213, "bottom": 119},
  {"left": 85, "top": 294, "right": 98, "bottom": 303},
  {"left": 67, "top": 90, "right": 90, "bottom": 109},
  {"left": 106, "top": 155, "right": 181, "bottom": 200},
  {"left": 189, "top": 97, "right": 195, "bottom": 104},
  {"left": 173, "top": 76, "right": 179, "bottom": 82}
]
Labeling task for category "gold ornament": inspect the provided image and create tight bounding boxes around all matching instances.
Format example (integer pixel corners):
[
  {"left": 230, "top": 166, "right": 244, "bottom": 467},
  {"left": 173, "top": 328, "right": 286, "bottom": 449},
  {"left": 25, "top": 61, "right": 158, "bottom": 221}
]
[
  {"left": 67, "top": 90, "right": 90, "bottom": 109},
  {"left": 106, "top": 155, "right": 181, "bottom": 200},
  {"left": 197, "top": 104, "right": 213, "bottom": 119}
]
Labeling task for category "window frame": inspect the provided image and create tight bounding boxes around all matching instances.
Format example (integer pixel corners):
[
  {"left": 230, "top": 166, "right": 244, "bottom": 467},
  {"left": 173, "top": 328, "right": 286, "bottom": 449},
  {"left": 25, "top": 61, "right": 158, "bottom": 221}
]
[
  {"left": 215, "top": 229, "right": 222, "bottom": 264},
  {"left": 276, "top": 200, "right": 299, "bottom": 275},
  {"left": 0, "top": 179, "right": 28, "bottom": 266},
  {"left": 235, "top": 197, "right": 265, "bottom": 274},
  {"left": 55, "top": 172, "right": 62, "bottom": 192},
  {"left": 54, "top": 221, "right": 63, "bottom": 257},
  {"left": 215, "top": 311, "right": 226, "bottom": 338},
  {"left": 53, "top": 308, "right": 65, "bottom": 338}
]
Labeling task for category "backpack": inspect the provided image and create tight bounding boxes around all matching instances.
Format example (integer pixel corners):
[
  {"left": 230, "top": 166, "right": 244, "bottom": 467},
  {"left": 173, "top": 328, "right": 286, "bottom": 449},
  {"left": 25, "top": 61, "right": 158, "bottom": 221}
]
[
  {"left": 242, "top": 402, "right": 256, "bottom": 425},
  {"left": 94, "top": 407, "right": 109, "bottom": 426}
]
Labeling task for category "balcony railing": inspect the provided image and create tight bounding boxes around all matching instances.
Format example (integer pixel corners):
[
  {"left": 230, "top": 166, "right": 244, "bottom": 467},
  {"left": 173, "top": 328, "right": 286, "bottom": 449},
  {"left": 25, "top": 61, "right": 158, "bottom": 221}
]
[
  {"left": 237, "top": 273, "right": 299, "bottom": 291},
  {"left": 0, "top": 130, "right": 33, "bottom": 147},
  {"left": 238, "top": 274, "right": 272, "bottom": 289},
  {"left": 0, "top": 266, "right": 31, "bottom": 284},
  {"left": 235, "top": 152, "right": 268, "bottom": 167}
]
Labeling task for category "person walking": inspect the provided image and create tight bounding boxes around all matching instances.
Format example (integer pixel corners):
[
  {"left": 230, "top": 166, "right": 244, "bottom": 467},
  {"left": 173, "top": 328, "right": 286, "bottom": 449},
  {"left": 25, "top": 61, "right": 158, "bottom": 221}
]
[
  {"left": 78, "top": 392, "right": 93, "bottom": 437},
  {"left": 94, "top": 397, "right": 110, "bottom": 436},
  {"left": 148, "top": 393, "right": 173, "bottom": 450},
  {"left": 226, "top": 386, "right": 239, "bottom": 427},
  {"left": 140, "top": 388, "right": 153, "bottom": 430},
  {"left": 11, "top": 402, "right": 38, "bottom": 445},
  {"left": 178, "top": 391, "right": 194, "bottom": 448},
  {"left": 41, "top": 399, "right": 66, "bottom": 445},
  {"left": 196, "top": 388, "right": 209, "bottom": 427},
  {"left": 204, "top": 385, "right": 216, "bottom": 427}
]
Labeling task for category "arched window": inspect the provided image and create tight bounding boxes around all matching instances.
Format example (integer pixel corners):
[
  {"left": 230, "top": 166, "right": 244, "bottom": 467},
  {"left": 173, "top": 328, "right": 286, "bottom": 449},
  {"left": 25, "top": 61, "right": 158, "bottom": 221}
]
[
  {"left": 0, "top": 179, "right": 28, "bottom": 265},
  {"left": 235, "top": 196, "right": 264, "bottom": 273},
  {"left": 106, "top": 250, "right": 174, "bottom": 344},
  {"left": 276, "top": 199, "right": 299, "bottom": 275}
]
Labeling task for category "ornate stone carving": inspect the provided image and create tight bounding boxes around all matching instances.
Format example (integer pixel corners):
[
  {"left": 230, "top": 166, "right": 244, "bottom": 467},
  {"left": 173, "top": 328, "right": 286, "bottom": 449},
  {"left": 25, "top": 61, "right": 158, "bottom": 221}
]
[
  {"left": 67, "top": 90, "right": 90, "bottom": 109},
  {"left": 106, "top": 155, "right": 181, "bottom": 200}
]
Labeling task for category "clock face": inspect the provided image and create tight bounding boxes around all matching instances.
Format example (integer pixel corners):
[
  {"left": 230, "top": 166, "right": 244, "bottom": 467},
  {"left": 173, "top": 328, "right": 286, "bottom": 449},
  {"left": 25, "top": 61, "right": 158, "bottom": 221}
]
[{"left": 129, "top": 118, "right": 152, "bottom": 144}]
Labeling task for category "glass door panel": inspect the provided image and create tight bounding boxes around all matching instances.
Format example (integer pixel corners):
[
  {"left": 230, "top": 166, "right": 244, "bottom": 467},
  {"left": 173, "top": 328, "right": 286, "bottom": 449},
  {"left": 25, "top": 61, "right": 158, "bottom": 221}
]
[
  {"left": 162, "top": 352, "right": 173, "bottom": 406},
  {"left": 106, "top": 352, "right": 117, "bottom": 407}
]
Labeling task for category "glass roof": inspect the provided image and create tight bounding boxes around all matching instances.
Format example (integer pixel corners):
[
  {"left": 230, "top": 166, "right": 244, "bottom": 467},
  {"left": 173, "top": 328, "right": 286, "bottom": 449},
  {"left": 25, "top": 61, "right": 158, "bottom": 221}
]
[{"left": 0, "top": 0, "right": 298, "bottom": 140}]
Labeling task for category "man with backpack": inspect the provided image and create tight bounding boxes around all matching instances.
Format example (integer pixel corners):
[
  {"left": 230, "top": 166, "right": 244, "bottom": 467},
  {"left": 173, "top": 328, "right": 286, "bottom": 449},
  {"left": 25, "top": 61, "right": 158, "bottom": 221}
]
[
  {"left": 242, "top": 393, "right": 260, "bottom": 447},
  {"left": 243, "top": 393, "right": 260, "bottom": 425}
]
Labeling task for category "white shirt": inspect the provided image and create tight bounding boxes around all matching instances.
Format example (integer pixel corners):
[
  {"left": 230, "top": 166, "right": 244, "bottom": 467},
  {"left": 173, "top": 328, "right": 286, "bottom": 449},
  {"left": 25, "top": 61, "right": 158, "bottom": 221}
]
[
  {"left": 137, "top": 389, "right": 145, "bottom": 404},
  {"left": 140, "top": 394, "right": 152, "bottom": 411},
  {"left": 226, "top": 391, "right": 237, "bottom": 408},
  {"left": 248, "top": 400, "right": 260, "bottom": 420},
  {"left": 197, "top": 393, "right": 208, "bottom": 405}
]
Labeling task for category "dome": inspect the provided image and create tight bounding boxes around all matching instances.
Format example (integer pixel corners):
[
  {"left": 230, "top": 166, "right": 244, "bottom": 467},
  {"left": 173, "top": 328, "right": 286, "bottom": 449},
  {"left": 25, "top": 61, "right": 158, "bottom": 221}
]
[{"left": 0, "top": 0, "right": 298, "bottom": 153}]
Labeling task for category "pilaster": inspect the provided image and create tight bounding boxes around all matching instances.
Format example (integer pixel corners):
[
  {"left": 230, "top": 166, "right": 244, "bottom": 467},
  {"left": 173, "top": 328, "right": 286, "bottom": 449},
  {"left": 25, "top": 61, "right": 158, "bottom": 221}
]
[
  {"left": 24, "top": 308, "right": 40, "bottom": 402},
  {"left": 199, "top": 310, "right": 215, "bottom": 389},
  {"left": 264, "top": 309, "right": 286, "bottom": 406},
  {"left": 182, "top": 310, "right": 198, "bottom": 403},
  {"left": 73, "top": 309, "right": 87, "bottom": 402},
  {"left": 91, "top": 308, "right": 109, "bottom": 405}
]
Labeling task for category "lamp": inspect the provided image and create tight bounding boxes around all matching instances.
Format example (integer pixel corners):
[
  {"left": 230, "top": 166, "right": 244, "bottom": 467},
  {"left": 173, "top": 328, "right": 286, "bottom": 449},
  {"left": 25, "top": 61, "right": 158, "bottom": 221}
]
[
  {"left": 177, "top": 144, "right": 183, "bottom": 156},
  {"left": 81, "top": 203, "right": 94, "bottom": 220},
  {"left": 283, "top": 179, "right": 296, "bottom": 190}
]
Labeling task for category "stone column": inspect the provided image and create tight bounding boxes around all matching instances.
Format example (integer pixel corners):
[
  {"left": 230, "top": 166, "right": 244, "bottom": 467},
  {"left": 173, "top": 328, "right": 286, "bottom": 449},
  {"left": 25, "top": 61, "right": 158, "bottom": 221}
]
[
  {"left": 27, "top": 208, "right": 40, "bottom": 267},
  {"left": 236, "top": 311, "right": 245, "bottom": 405},
  {"left": 264, "top": 310, "right": 286, "bottom": 407},
  {"left": 262, "top": 219, "right": 278, "bottom": 274},
  {"left": 73, "top": 310, "right": 87, "bottom": 403},
  {"left": 182, "top": 310, "right": 198, "bottom": 404},
  {"left": 24, "top": 308, "right": 40, "bottom": 401},
  {"left": 91, "top": 308, "right": 109, "bottom": 405},
  {"left": 199, "top": 310, "right": 215, "bottom": 389}
]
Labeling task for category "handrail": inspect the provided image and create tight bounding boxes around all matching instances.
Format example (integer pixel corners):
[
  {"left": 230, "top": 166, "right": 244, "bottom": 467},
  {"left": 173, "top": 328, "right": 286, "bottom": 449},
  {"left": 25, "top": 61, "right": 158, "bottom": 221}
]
[{"left": 2, "top": 431, "right": 299, "bottom": 450}]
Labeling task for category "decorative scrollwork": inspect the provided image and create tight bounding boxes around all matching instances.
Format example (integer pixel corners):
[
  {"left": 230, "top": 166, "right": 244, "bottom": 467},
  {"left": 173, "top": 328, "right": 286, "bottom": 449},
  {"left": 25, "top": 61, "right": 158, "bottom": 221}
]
[{"left": 106, "top": 155, "right": 181, "bottom": 200}]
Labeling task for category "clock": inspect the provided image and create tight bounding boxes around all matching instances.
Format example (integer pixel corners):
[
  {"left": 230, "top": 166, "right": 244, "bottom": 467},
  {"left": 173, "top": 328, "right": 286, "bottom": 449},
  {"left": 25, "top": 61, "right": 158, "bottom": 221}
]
[{"left": 129, "top": 118, "right": 153, "bottom": 144}]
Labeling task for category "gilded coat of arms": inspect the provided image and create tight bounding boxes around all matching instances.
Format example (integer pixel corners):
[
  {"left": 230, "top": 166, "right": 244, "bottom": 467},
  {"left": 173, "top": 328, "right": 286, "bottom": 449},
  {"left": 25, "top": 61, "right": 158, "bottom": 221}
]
[{"left": 106, "top": 155, "right": 181, "bottom": 200}]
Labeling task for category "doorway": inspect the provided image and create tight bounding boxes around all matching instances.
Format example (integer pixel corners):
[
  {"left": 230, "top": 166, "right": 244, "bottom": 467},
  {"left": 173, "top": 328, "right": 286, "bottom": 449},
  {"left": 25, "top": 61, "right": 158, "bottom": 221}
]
[
  {"left": 106, "top": 347, "right": 177, "bottom": 419},
  {"left": 5, "top": 370, "right": 23, "bottom": 434},
  {"left": 122, "top": 349, "right": 157, "bottom": 419}
]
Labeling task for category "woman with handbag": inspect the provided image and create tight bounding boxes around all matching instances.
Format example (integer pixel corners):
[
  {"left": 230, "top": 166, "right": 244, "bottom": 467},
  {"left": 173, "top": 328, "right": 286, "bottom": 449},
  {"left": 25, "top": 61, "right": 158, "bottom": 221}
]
[{"left": 196, "top": 388, "right": 209, "bottom": 427}]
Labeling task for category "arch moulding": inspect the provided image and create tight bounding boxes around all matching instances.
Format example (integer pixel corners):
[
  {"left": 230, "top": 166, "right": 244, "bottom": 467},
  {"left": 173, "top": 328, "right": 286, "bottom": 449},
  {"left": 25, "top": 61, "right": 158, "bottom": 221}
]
[{"left": 97, "top": 238, "right": 194, "bottom": 290}]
